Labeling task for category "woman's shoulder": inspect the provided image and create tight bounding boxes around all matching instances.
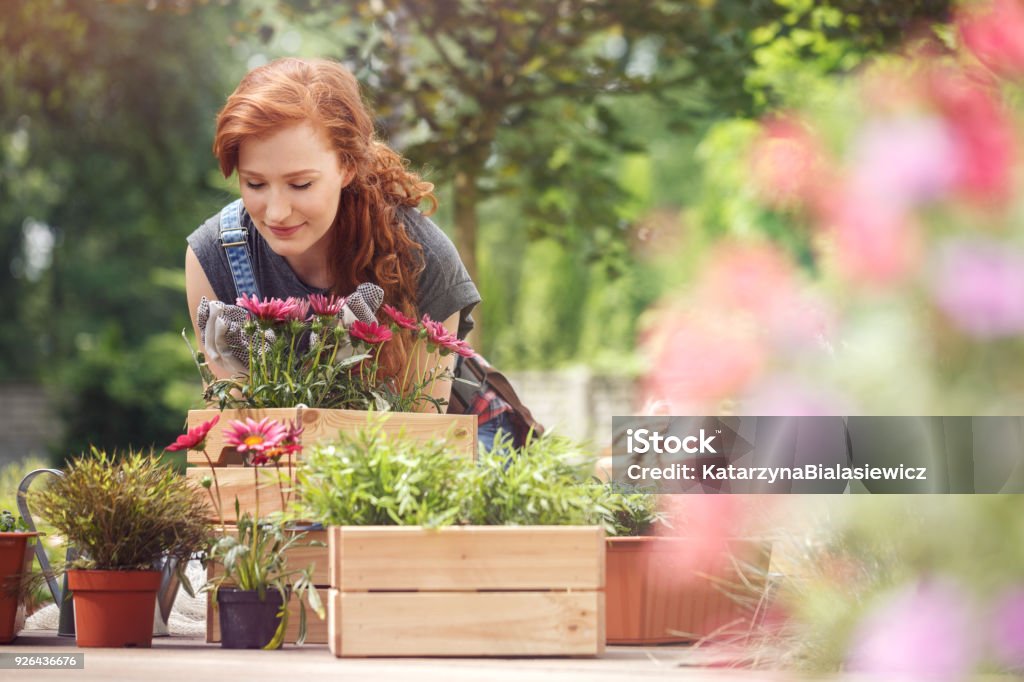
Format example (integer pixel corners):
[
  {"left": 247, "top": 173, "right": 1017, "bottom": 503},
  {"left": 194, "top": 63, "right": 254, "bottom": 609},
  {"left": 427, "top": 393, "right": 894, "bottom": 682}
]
[{"left": 396, "top": 204, "right": 458, "bottom": 262}]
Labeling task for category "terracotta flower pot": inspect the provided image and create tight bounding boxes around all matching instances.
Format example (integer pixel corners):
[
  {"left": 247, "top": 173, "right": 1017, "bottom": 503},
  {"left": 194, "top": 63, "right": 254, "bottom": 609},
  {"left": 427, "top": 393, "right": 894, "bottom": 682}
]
[
  {"left": 0, "top": 532, "right": 40, "bottom": 644},
  {"left": 68, "top": 569, "right": 161, "bottom": 648},
  {"left": 605, "top": 537, "right": 771, "bottom": 645},
  {"left": 216, "top": 587, "right": 286, "bottom": 649}
]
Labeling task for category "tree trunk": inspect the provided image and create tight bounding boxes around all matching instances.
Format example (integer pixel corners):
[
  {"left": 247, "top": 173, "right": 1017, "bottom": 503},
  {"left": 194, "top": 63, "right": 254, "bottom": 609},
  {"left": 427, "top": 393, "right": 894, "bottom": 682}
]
[{"left": 452, "top": 167, "right": 482, "bottom": 350}]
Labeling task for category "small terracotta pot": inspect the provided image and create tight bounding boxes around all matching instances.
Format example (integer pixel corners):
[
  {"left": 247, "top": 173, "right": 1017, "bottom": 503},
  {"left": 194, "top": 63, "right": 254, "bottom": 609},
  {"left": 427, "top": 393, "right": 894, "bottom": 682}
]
[
  {"left": 68, "top": 569, "right": 161, "bottom": 648},
  {"left": 0, "top": 532, "right": 40, "bottom": 644},
  {"left": 605, "top": 537, "right": 771, "bottom": 645},
  {"left": 216, "top": 587, "right": 286, "bottom": 649}
]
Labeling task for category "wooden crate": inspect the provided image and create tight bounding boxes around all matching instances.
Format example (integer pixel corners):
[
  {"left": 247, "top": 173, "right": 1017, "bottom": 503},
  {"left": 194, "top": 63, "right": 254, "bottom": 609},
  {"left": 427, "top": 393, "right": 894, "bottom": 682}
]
[
  {"left": 206, "top": 527, "right": 331, "bottom": 645},
  {"left": 186, "top": 407, "right": 477, "bottom": 465},
  {"left": 327, "top": 526, "right": 606, "bottom": 657},
  {"left": 186, "top": 407, "right": 477, "bottom": 523}
]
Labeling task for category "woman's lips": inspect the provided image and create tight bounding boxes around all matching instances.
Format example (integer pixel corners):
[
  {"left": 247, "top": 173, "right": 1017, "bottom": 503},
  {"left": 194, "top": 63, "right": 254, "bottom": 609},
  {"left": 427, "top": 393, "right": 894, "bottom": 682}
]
[{"left": 268, "top": 223, "right": 304, "bottom": 238}]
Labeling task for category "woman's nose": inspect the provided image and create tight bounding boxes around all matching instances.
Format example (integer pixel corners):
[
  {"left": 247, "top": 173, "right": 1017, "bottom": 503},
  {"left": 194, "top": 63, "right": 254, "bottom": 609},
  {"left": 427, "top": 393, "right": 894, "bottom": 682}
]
[{"left": 265, "top": 189, "right": 291, "bottom": 224}]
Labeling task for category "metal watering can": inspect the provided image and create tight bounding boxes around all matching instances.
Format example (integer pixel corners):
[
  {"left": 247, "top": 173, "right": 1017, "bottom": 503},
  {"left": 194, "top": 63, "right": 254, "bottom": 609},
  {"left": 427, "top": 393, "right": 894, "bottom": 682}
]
[{"left": 16, "top": 469, "right": 182, "bottom": 638}]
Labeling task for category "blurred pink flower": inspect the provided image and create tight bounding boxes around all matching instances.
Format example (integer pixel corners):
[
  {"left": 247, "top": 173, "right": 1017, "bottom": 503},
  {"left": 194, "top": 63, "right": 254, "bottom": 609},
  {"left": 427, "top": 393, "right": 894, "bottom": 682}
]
[
  {"left": 849, "top": 115, "right": 958, "bottom": 208},
  {"left": 654, "top": 495, "right": 741, "bottom": 578},
  {"left": 990, "top": 587, "right": 1024, "bottom": 671},
  {"left": 641, "top": 311, "right": 764, "bottom": 410},
  {"left": 847, "top": 578, "right": 978, "bottom": 681},
  {"left": 820, "top": 191, "right": 923, "bottom": 286},
  {"left": 741, "top": 377, "right": 853, "bottom": 416},
  {"left": 309, "top": 293, "right": 345, "bottom": 317},
  {"left": 928, "top": 71, "right": 1014, "bottom": 205},
  {"left": 932, "top": 239, "right": 1024, "bottom": 338},
  {"left": 749, "top": 117, "right": 826, "bottom": 209},
  {"left": 959, "top": 0, "right": 1024, "bottom": 79},
  {"left": 285, "top": 296, "right": 310, "bottom": 321}
]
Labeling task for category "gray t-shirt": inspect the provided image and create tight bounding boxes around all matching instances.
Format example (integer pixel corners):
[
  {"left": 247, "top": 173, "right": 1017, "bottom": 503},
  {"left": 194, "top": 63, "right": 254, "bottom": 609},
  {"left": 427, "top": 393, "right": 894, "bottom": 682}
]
[{"left": 187, "top": 203, "right": 480, "bottom": 339}]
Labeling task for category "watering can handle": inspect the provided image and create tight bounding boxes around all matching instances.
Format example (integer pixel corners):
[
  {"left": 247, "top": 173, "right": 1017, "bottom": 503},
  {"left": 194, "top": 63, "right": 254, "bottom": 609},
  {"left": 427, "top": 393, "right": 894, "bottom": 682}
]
[{"left": 16, "top": 468, "right": 69, "bottom": 605}]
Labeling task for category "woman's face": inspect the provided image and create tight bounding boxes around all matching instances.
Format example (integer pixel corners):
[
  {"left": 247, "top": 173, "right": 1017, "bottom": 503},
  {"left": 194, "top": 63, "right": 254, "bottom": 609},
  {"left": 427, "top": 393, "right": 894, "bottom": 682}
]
[{"left": 237, "top": 121, "right": 352, "bottom": 272}]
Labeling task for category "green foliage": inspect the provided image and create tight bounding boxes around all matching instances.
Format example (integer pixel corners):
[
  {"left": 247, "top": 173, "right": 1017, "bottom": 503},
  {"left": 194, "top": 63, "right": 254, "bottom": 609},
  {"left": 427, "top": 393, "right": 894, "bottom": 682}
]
[
  {"left": 28, "top": 448, "right": 211, "bottom": 573},
  {"left": 204, "top": 511, "right": 324, "bottom": 649},
  {"left": 0, "top": 510, "right": 30, "bottom": 533},
  {"left": 296, "top": 422, "right": 475, "bottom": 527},
  {"left": 464, "top": 433, "right": 605, "bottom": 526},
  {"left": 296, "top": 422, "right": 664, "bottom": 532}
]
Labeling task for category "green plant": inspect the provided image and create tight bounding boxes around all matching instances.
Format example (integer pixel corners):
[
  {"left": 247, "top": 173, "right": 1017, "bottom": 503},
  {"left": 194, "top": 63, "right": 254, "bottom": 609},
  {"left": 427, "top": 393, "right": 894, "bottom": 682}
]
[
  {"left": 296, "top": 419, "right": 475, "bottom": 527},
  {"left": 28, "top": 448, "right": 211, "bottom": 593},
  {"left": 298, "top": 425, "right": 627, "bottom": 529},
  {"left": 464, "top": 433, "right": 606, "bottom": 527},
  {"left": 596, "top": 488, "right": 672, "bottom": 538},
  {"left": 204, "top": 507, "right": 323, "bottom": 649},
  {"left": 169, "top": 415, "right": 325, "bottom": 648},
  {"left": 0, "top": 510, "right": 29, "bottom": 533}
]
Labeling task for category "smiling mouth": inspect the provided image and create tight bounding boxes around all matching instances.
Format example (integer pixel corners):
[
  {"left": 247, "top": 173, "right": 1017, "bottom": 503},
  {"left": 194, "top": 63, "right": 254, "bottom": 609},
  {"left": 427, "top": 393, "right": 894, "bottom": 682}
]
[{"left": 268, "top": 223, "right": 304, "bottom": 237}]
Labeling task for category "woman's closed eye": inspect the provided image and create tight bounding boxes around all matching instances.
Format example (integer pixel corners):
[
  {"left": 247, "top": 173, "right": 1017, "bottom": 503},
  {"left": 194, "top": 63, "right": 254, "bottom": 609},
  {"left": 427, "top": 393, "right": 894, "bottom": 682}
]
[{"left": 244, "top": 181, "right": 313, "bottom": 190}]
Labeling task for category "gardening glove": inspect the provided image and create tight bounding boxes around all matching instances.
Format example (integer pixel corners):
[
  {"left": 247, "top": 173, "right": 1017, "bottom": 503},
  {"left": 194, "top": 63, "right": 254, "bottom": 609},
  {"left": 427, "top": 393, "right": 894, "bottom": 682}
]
[
  {"left": 196, "top": 297, "right": 275, "bottom": 375},
  {"left": 340, "top": 282, "right": 385, "bottom": 326}
]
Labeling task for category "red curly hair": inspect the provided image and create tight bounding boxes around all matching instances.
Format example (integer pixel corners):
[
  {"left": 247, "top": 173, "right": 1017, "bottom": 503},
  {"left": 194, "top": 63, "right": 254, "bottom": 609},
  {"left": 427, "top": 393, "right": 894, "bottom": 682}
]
[{"left": 213, "top": 57, "right": 436, "bottom": 378}]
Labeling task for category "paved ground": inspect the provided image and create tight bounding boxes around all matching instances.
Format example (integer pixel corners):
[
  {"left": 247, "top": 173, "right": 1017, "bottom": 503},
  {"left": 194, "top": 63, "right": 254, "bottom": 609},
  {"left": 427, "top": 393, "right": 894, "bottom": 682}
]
[{"left": 6, "top": 631, "right": 788, "bottom": 682}]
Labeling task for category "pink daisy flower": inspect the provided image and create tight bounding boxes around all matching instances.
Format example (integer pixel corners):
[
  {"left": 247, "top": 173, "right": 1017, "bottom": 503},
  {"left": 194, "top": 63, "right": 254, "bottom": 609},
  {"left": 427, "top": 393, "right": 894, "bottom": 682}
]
[
  {"left": 309, "top": 293, "right": 345, "bottom": 317},
  {"left": 223, "top": 417, "right": 288, "bottom": 456},
  {"left": 422, "top": 314, "right": 456, "bottom": 347},
  {"left": 236, "top": 294, "right": 298, "bottom": 323},
  {"left": 165, "top": 415, "right": 219, "bottom": 452},
  {"left": 285, "top": 297, "right": 311, "bottom": 321},
  {"left": 382, "top": 304, "right": 418, "bottom": 330},
  {"left": 350, "top": 320, "right": 393, "bottom": 345}
]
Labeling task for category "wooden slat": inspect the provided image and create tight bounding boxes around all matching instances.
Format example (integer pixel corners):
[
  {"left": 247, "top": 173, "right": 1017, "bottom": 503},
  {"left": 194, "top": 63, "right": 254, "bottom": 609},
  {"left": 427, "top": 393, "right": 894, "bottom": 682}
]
[
  {"left": 206, "top": 528, "right": 330, "bottom": 587},
  {"left": 186, "top": 467, "right": 295, "bottom": 523},
  {"left": 206, "top": 587, "right": 329, "bottom": 645},
  {"left": 186, "top": 408, "right": 476, "bottom": 465},
  {"left": 328, "top": 589, "right": 604, "bottom": 657},
  {"left": 329, "top": 526, "right": 605, "bottom": 591}
]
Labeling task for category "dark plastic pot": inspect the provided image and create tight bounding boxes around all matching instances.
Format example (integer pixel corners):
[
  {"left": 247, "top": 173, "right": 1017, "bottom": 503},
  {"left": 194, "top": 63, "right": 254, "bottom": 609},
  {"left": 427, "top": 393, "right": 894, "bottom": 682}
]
[{"left": 217, "top": 588, "right": 286, "bottom": 649}]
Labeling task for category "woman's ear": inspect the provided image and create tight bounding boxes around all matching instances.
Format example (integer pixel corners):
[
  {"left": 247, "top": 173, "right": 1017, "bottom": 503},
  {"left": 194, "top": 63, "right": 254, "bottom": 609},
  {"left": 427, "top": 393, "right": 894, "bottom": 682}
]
[{"left": 341, "top": 165, "right": 357, "bottom": 189}]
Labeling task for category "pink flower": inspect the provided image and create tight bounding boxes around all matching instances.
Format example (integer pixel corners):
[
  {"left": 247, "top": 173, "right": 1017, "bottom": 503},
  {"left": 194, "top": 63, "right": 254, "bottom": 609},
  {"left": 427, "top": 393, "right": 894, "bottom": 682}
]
[
  {"left": 285, "top": 297, "right": 310, "bottom": 321},
  {"left": 165, "top": 415, "right": 219, "bottom": 452},
  {"left": 848, "top": 115, "right": 958, "bottom": 209},
  {"left": 421, "top": 314, "right": 456, "bottom": 347},
  {"left": 959, "top": 0, "right": 1024, "bottom": 79},
  {"left": 236, "top": 294, "right": 298, "bottom": 323},
  {"left": 640, "top": 310, "right": 764, "bottom": 411},
  {"left": 847, "top": 578, "right": 978, "bottom": 682},
  {"left": 309, "top": 293, "right": 345, "bottom": 317},
  {"left": 749, "top": 117, "right": 826, "bottom": 209},
  {"left": 929, "top": 71, "right": 1014, "bottom": 205},
  {"left": 448, "top": 338, "right": 475, "bottom": 359},
  {"left": 382, "top": 304, "right": 418, "bottom": 330},
  {"left": 223, "top": 417, "right": 287, "bottom": 457},
  {"left": 278, "top": 420, "right": 304, "bottom": 456},
  {"left": 931, "top": 239, "right": 1024, "bottom": 338},
  {"left": 989, "top": 587, "right": 1024, "bottom": 671},
  {"left": 819, "top": 190, "right": 922, "bottom": 286},
  {"left": 349, "top": 320, "right": 393, "bottom": 345}
]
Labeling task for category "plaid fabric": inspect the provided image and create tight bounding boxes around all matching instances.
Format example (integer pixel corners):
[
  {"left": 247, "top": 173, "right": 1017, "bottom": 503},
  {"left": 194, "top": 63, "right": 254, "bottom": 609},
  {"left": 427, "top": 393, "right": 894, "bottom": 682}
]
[{"left": 470, "top": 388, "right": 513, "bottom": 426}]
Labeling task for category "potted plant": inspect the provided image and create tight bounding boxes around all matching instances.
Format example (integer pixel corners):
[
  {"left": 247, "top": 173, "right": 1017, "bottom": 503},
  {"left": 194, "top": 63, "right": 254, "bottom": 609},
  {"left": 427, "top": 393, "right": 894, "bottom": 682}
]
[
  {"left": 601, "top": 492, "right": 772, "bottom": 645},
  {"left": 296, "top": 425, "right": 607, "bottom": 657},
  {"left": 169, "top": 415, "right": 324, "bottom": 649},
  {"left": 28, "top": 449, "right": 211, "bottom": 648},
  {"left": 180, "top": 294, "right": 478, "bottom": 518},
  {"left": 0, "top": 510, "right": 40, "bottom": 644}
]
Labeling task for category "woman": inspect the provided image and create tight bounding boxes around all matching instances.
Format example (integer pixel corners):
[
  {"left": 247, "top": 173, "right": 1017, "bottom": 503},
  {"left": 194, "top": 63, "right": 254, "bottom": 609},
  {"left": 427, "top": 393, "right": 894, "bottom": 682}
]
[{"left": 185, "top": 57, "right": 480, "bottom": 413}]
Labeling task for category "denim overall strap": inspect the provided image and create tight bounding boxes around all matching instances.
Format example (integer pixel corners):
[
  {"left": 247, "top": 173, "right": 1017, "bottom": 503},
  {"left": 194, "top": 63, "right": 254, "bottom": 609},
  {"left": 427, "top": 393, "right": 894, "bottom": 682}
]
[{"left": 219, "top": 199, "right": 260, "bottom": 299}]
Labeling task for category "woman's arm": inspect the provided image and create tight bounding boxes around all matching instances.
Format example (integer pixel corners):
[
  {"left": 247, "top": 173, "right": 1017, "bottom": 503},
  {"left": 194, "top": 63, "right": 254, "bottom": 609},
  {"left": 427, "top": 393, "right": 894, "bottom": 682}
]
[
  {"left": 185, "top": 246, "right": 235, "bottom": 381},
  {"left": 408, "top": 311, "right": 460, "bottom": 414}
]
